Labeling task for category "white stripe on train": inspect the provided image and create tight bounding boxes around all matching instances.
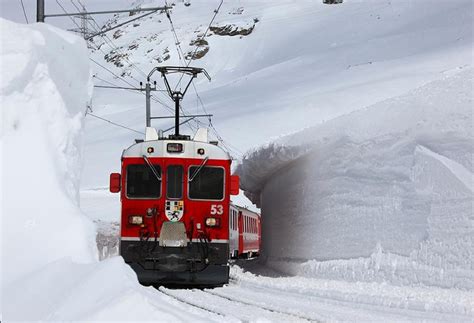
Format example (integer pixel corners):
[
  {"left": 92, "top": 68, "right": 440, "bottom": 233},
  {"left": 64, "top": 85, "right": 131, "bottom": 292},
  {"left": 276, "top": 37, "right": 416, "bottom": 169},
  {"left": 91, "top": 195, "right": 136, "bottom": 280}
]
[{"left": 121, "top": 237, "right": 229, "bottom": 243}]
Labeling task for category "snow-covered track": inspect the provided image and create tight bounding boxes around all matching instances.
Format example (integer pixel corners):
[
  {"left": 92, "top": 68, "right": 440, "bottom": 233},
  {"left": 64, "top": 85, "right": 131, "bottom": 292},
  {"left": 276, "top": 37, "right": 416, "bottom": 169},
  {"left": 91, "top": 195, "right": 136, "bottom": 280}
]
[
  {"left": 202, "top": 289, "right": 316, "bottom": 322},
  {"left": 156, "top": 287, "right": 229, "bottom": 320},
  {"left": 157, "top": 286, "right": 316, "bottom": 322}
]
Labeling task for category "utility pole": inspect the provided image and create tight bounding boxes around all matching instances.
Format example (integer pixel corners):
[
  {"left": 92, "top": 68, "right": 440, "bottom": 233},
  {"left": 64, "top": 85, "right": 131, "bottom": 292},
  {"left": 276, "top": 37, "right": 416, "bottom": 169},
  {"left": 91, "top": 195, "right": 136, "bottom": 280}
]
[
  {"left": 141, "top": 81, "right": 157, "bottom": 127},
  {"left": 93, "top": 80, "right": 157, "bottom": 128},
  {"left": 37, "top": 0, "right": 44, "bottom": 22}
]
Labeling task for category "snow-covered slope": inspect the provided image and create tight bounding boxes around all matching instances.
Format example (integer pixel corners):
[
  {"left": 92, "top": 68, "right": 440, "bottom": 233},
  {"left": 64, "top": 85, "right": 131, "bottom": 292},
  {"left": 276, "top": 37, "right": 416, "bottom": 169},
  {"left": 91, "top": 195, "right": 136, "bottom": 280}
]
[
  {"left": 0, "top": 19, "right": 219, "bottom": 322},
  {"left": 83, "top": 0, "right": 473, "bottom": 189},
  {"left": 237, "top": 68, "right": 473, "bottom": 289}
]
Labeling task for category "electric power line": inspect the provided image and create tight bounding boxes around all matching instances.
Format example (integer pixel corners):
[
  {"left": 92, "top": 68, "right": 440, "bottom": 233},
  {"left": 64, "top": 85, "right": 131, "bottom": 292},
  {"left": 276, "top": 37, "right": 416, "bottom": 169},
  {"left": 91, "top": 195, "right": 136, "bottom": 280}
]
[
  {"left": 164, "top": 3, "right": 187, "bottom": 66},
  {"left": 55, "top": 0, "right": 82, "bottom": 30},
  {"left": 19, "top": 0, "right": 29, "bottom": 23},
  {"left": 86, "top": 111, "right": 144, "bottom": 135},
  {"left": 77, "top": 1, "right": 179, "bottom": 116},
  {"left": 45, "top": 1, "right": 192, "bottom": 135},
  {"left": 187, "top": 0, "right": 223, "bottom": 63},
  {"left": 161, "top": 0, "right": 240, "bottom": 156}
]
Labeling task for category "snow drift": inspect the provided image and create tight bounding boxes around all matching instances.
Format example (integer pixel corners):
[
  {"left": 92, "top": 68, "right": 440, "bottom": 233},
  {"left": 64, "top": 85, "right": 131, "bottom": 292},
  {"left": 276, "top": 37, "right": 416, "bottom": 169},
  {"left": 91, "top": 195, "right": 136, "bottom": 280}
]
[
  {"left": 238, "top": 68, "right": 474, "bottom": 290},
  {"left": 0, "top": 19, "right": 217, "bottom": 322},
  {"left": 1, "top": 18, "right": 96, "bottom": 286}
]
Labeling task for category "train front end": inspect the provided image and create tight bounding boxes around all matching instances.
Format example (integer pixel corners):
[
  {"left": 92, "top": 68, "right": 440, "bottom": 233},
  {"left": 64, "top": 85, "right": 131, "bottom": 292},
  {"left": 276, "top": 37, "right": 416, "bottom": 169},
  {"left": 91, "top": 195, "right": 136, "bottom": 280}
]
[{"left": 109, "top": 129, "right": 239, "bottom": 287}]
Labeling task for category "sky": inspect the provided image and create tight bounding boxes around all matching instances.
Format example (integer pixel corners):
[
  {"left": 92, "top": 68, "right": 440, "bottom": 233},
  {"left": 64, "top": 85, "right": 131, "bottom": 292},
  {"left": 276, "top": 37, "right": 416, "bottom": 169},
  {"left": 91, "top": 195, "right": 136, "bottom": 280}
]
[{"left": 0, "top": 0, "right": 138, "bottom": 29}]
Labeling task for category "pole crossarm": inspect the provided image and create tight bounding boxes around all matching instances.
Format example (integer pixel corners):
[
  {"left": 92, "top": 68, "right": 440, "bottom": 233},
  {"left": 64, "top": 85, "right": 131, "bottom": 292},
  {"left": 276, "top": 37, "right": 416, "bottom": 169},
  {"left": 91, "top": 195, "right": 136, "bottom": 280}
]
[
  {"left": 94, "top": 85, "right": 141, "bottom": 91},
  {"left": 44, "top": 6, "right": 170, "bottom": 18},
  {"left": 87, "top": 10, "right": 157, "bottom": 40},
  {"left": 150, "top": 114, "right": 212, "bottom": 120},
  {"left": 163, "top": 117, "right": 197, "bottom": 133}
]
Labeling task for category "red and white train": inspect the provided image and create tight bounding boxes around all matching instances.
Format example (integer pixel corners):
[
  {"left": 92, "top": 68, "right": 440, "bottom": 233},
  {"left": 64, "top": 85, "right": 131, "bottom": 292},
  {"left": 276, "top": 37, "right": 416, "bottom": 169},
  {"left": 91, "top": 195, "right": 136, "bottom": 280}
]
[
  {"left": 229, "top": 204, "right": 261, "bottom": 259},
  {"left": 109, "top": 127, "right": 260, "bottom": 286}
]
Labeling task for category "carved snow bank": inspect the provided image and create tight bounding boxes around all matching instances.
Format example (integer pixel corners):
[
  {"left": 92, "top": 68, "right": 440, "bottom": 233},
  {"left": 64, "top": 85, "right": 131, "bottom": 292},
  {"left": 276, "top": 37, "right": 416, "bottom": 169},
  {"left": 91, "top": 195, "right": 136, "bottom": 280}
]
[{"left": 237, "top": 69, "right": 473, "bottom": 289}]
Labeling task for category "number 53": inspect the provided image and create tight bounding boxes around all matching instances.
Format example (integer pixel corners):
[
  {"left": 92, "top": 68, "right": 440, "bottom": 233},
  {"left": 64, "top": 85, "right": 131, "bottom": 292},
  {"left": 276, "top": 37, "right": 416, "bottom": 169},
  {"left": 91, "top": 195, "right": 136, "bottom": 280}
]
[{"left": 210, "top": 204, "right": 223, "bottom": 215}]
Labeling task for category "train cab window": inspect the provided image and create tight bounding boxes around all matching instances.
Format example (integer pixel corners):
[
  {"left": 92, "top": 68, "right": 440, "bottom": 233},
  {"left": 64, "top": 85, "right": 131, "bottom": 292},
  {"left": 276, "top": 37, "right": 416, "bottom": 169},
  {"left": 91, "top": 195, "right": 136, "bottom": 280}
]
[
  {"left": 167, "top": 165, "right": 183, "bottom": 199},
  {"left": 126, "top": 164, "right": 161, "bottom": 198},
  {"left": 189, "top": 166, "right": 224, "bottom": 200}
]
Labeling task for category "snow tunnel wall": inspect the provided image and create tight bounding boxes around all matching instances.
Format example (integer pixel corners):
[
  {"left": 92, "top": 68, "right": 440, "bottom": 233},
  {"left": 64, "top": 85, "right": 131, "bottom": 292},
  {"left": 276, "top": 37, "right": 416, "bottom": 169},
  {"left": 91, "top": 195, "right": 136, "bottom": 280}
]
[
  {"left": 238, "top": 70, "right": 473, "bottom": 289},
  {"left": 1, "top": 18, "right": 97, "bottom": 286}
]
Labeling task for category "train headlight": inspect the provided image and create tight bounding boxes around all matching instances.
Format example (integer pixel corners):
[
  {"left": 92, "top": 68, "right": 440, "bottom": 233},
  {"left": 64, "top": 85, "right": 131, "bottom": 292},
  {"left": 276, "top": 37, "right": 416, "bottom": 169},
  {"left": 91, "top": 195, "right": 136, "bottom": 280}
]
[
  {"left": 128, "top": 215, "right": 143, "bottom": 225},
  {"left": 205, "top": 217, "right": 220, "bottom": 227}
]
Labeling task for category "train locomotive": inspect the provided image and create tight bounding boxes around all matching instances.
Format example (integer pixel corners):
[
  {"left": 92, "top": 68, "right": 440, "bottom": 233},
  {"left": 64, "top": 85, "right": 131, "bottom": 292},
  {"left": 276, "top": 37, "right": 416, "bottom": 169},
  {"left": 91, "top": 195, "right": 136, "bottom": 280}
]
[{"left": 109, "top": 66, "right": 260, "bottom": 286}]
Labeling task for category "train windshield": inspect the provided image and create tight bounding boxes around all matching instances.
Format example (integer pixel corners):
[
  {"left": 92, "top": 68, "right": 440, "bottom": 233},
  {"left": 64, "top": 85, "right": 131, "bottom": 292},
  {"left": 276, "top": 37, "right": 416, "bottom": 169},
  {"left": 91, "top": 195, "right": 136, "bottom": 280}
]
[
  {"left": 167, "top": 165, "right": 183, "bottom": 199},
  {"left": 126, "top": 164, "right": 161, "bottom": 198},
  {"left": 188, "top": 166, "right": 224, "bottom": 200}
]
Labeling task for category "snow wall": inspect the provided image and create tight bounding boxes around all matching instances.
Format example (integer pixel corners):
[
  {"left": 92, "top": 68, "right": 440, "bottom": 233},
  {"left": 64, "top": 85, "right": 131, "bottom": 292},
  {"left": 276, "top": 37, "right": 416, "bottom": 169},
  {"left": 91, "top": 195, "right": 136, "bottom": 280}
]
[
  {"left": 0, "top": 20, "right": 215, "bottom": 322},
  {"left": 1, "top": 18, "right": 97, "bottom": 282},
  {"left": 237, "top": 69, "right": 473, "bottom": 290}
]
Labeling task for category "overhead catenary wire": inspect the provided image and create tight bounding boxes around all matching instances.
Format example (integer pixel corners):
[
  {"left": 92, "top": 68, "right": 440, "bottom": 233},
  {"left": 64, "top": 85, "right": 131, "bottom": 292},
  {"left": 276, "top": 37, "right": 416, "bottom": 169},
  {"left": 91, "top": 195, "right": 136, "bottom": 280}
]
[
  {"left": 74, "top": 0, "right": 150, "bottom": 80},
  {"left": 49, "top": 1, "right": 191, "bottom": 135},
  {"left": 161, "top": 0, "right": 242, "bottom": 157},
  {"left": 175, "top": 0, "right": 223, "bottom": 88},
  {"left": 19, "top": 0, "right": 29, "bottom": 23},
  {"left": 187, "top": 0, "right": 223, "bottom": 64},
  {"left": 162, "top": 3, "right": 214, "bottom": 133},
  {"left": 55, "top": 0, "right": 82, "bottom": 30},
  {"left": 85, "top": 112, "right": 144, "bottom": 135},
  {"left": 63, "top": 1, "right": 227, "bottom": 140},
  {"left": 89, "top": 57, "right": 139, "bottom": 89},
  {"left": 164, "top": 2, "right": 187, "bottom": 66},
  {"left": 77, "top": 0, "right": 185, "bottom": 118}
]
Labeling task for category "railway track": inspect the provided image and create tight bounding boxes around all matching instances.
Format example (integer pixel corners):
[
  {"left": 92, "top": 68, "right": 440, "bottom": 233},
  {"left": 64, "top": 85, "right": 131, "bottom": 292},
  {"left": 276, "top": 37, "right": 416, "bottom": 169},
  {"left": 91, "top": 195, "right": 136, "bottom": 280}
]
[
  {"left": 157, "top": 285, "right": 318, "bottom": 322},
  {"left": 157, "top": 288, "right": 229, "bottom": 320},
  {"left": 202, "top": 289, "right": 317, "bottom": 322}
]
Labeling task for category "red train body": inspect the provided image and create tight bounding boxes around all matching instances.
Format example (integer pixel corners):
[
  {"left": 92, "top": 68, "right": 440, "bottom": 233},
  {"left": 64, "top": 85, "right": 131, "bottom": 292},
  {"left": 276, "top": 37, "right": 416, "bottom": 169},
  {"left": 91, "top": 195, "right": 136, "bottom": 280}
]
[
  {"left": 110, "top": 128, "right": 260, "bottom": 286},
  {"left": 229, "top": 205, "right": 261, "bottom": 259}
]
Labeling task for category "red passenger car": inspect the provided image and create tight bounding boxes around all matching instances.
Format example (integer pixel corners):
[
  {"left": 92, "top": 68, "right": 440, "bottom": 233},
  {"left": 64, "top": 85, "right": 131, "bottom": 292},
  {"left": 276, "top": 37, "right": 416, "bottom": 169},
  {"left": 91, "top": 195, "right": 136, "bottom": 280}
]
[
  {"left": 110, "top": 128, "right": 240, "bottom": 286},
  {"left": 229, "top": 204, "right": 261, "bottom": 259}
]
